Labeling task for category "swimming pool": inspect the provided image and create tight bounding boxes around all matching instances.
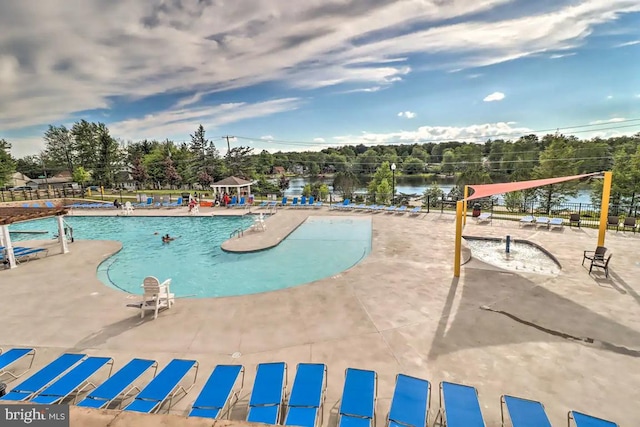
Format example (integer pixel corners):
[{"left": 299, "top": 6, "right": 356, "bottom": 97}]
[{"left": 9, "top": 215, "right": 372, "bottom": 297}]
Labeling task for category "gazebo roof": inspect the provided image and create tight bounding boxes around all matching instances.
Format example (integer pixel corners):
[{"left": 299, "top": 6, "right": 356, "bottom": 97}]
[
  {"left": 211, "top": 176, "right": 253, "bottom": 187},
  {"left": 0, "top": 207, "right": 68, "bottom": 225}
]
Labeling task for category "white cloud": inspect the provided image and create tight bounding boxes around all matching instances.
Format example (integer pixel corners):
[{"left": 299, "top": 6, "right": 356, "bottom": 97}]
[
  {"left": 483, "top": 92, "right": 505, "bottom": 102},
  {"left": 0, "top": 0, "right": 639, "bottom": 132},
  {"left": 333, "top": 122, "right": 533, "bottom": 146},
  {"left": 313, "top": 137, "right": 326, "bottom": 143},
  {"left": 614, "top": 40, "right": 640, "bottom": 47},
  {"left": 397, "top": 111, "right": 417, "bottom": 119},
  {"left": 589, "top": 117, "right": 626, "bottom": 124},
  {"left": 550, "top": 52, "right": 577, "bottom": 59},
  {"left": 607, "top": 95, "right": 613, "bottom": 99},
  {"left": 109, "top": 98, "right": 302, "bottom": 141},
  {"left": 339, "top": 86, "right": 383, "bottom": 94},
  {"left": 260, "top": 135, "right": 274, "bottom": 140}
]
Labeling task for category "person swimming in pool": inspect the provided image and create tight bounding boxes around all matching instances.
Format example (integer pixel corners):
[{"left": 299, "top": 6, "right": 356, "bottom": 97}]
[{"left": 162, "top": 234, "right": 175, "bottom": 243}]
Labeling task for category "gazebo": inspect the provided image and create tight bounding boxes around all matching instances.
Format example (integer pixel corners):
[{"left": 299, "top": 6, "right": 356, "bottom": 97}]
[
  {"left": 210, "top": 176, "right": 254, "bottom": 199},
  {"left": 0, "top": 206, "right": 70, "bottom": 269}
]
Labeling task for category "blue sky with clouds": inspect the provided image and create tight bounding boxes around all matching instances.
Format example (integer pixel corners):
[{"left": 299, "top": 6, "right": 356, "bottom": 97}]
[{"left": 1, "top": 0, "right": 639, "bottom": 157}]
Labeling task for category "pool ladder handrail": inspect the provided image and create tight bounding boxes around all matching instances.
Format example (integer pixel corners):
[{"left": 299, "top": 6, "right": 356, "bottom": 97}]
[{"left": 230, "top": 228, "right": 244, "bottom": 238}]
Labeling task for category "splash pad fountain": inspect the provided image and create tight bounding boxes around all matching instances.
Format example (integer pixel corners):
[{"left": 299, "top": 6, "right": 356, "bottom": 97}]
[{"left": 464, "top": 236, "right": 561, "bottom": 275}]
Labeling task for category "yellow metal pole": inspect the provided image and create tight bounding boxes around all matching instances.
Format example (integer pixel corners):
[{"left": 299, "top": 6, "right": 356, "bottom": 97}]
[
  {"left": 454, "top": 200, "right": 463, "bottom": 277},
  {"left": 463, "top": 185, "right": 469, "bottom": 225},
  {"left": 597, "top": 171, "right": 612, "bottom": 247}
]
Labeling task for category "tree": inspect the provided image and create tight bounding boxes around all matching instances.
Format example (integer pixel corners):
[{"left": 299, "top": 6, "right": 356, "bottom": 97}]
[
  {"left": 423, "top": 182, "right": 443, "bottom": 207},
  {"left": 504, "top": 191, "right": 525, "bottom": 212},
  {"left": 333, "top": 170, "right": 359, "bottom": 199},
  {"left": 71, "top": 120, "right": 97, "bottom": 170},
  {"left": 14, "top": 155, "right": 42, "bottom": 178},
  {"left": 376, "top": 179, "right": 392, "bottom": 204},
  {"left": 0, "top": 139, "right": 16, "bottom": 187},
  {"left": 227, "top": 146, "right": 254, "bottom": 178},
  {"left": 441, "top": 150, "right": 455, "bottom": 175},
  {"left": 130, "top": 157, "right": 148, "bottom": 189},
  {"left": 197, "top": 171, "right": 214, "bottom": 187},
  {"left": 72, "top": 166, "right": 90, "bottom": 186},
  {"left": 255, "top": 150, "right": 274, "bottom": 175},
  {"left": 403, "top": 157, "right": 425, "bottom": 174},
  {"left": 533, "top": 136, "right": 578, "bottom": 213},
  {"left": 164, "top": 156, "right": 181, "bottom": 188},
  {"left": 367, "top": 161, "right": 393, "bottom": 200},
  {"left": 278, "top": 175, "right": 290, "bottom": 192},
  {"left": 44, "top": 125, "right": 75, "bottom": 173},
  {"left": 312, "top": 183, "right": 330, "bottom": 201},
  {"left": 93, "top": 124, "right": 121, "bottom": 186},
  {"left": 302, "top": 183, "right": 312, "bottom": 197}
]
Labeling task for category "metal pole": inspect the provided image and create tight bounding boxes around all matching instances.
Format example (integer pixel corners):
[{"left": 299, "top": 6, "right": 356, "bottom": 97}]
[
  {"left": 392, "top": 168, "right": 395, "bottom": 205},
  {"left": 454, "top": 201, "right": 463, "bottom": 277},
  {"left": 463, "top": 185, "right": 469, "bottom": 225},
  {"left": 597, "top": 171, "right": 613, "bottom": 247}
]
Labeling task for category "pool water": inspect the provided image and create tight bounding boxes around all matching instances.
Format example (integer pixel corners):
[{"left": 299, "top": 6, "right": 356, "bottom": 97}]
[{"left": 9, "top": 215, "right": 372, "bottom": 297}]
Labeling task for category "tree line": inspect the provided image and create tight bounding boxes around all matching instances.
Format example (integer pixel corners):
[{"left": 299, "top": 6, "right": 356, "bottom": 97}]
[{"left": 0, "top": 121, "right": 639, "bottom": 209}]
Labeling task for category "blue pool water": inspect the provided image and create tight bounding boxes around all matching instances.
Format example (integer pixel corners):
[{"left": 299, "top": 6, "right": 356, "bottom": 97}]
[{"left": 9, "top": 216, "right": 372, "bottom": 297}]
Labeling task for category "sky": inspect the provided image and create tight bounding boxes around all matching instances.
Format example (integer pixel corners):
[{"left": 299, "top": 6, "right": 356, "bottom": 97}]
[{"left": 1, "top": 0, "right": 639, "bottom": 158}]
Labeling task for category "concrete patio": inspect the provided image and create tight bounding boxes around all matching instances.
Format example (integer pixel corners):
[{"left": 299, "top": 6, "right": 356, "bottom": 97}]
[{"left": 1, "top": 207, "right": 639, "bottom": 426}]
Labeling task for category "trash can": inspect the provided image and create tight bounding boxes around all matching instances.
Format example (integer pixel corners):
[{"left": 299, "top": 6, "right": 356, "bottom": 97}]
[
  {"left": 472, "top": 202, "right": 482, "bottom": 217},
  {"left": 181, "top": 192, "right": 191, "bottom": 206}
]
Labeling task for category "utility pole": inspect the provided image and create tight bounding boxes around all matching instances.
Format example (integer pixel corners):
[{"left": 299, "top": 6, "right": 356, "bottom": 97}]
[{"left": 223, "top": 135, "right": 234, "bottom": 157}]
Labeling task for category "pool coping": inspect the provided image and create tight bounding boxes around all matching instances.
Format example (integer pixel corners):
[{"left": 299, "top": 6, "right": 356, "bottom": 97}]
[{"left": 463, "top": 235, "right": 563, "bottom": 269}]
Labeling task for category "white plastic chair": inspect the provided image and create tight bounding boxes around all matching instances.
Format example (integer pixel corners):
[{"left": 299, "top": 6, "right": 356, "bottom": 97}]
[
  {"left": 140, "top": 276, "right": 175, "bottom": 320},
  {"left": 122, "top": 201, "right": 134, "bottom": 215},
  {"left": 252, "top": 213, "right": 266, "bottom": 232}
]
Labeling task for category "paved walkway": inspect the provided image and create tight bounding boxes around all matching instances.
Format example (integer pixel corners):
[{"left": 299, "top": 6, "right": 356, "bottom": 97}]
[{"left": 1, "top": 209, "right": 639, "bottom": 426}]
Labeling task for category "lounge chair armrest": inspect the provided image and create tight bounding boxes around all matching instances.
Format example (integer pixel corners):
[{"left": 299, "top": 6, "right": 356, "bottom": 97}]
[{"left": 160, "top": 279, "right": 172, "bottom": 287}]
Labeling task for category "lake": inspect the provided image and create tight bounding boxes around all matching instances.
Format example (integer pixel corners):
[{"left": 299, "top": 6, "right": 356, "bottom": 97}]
[{"left": 283, "top": 176, "right": 594, "bottom": 205}]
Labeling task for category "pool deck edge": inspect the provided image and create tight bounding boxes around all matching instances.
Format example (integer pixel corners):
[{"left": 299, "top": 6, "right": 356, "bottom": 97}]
[{"left": 220, "top": 209, "right": 311, "bottom": 253}]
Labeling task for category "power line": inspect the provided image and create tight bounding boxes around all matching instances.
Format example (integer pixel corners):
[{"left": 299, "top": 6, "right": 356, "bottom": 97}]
[{"left": 229, "top": 119, "right": 640, "bottom": 147}]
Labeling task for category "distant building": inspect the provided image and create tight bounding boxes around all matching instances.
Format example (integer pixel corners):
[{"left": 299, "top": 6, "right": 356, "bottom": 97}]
[
  {"left": 26, "top": 170, "right": 76, "bottom": 189},
  {"left": 271, "top": 166, "right": 286, "bottom": 175},
  {"left": 292, "top": 165, "right": 304, "bottom": 175},
  {"left": 9, "top": 172, "right": 31, "bottom": 188}
]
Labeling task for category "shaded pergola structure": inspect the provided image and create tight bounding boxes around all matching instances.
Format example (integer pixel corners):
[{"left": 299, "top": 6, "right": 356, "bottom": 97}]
[
  {"left": 0, "top": 206, "right": 70, "bottom": 269},
  {"left": 453, "top": 171, "right": 613, "bottom": 277},
  {"left": 210, "top": 176, "right": 254, "bottom": 198}
]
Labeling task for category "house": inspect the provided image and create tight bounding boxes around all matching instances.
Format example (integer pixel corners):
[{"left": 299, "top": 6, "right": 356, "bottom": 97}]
[
  {"left": 26, "top": 171, "right": 76, "bottom": 189},
  {"left": 114, "top": 170, "right": 137, "bottom": 190},
  {"left": 9, "top": 172, "right": 31, "bottom": 188},
  {"left": 271, "top": 166, "right": 286, "bottom": 175},
  {"left": 292, "top": 165, "right": 304, "bottom": 175}
]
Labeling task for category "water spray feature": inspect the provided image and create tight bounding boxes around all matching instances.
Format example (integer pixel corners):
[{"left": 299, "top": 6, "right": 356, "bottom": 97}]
[{"left": 465, "top": 236, "right": 560, "bottom": 275}]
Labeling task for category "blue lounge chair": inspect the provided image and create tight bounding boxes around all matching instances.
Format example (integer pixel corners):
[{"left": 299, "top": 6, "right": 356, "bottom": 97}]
[
  {"left": 536, "top": 217, "right": 550, "bottom": 227},
  {"left": 409, "top": 207, "right": 422, "bottom": 216},
  {"left": 387, "top": 374, "right": 430, "bottom": 427},
  {"left": 257, "top": 201, "right": 268, "bottom": 208},
  {"left": 331, "top": 199, "right": 350, "bottom": 210},
  {"left": 0, "top": 348, "right": 36, "bottom": 380},
  {"left": 568, "top": 411, "right": 618, "bottom": 427},
  {"left": 549, "top": 217, "right": 564, "bottom": 228},
  {"left": 22, "top": 203, "right": 30, "bottom": 208},
  {"left": 45, "top": 201, "right": 55, "bottom": 208},
  {"left": 189, "top": 365, "right": 244, "bottom": 419},
  {"left": 284, "top": 363, "right": 327, "bottom": 427},
  {"left": 475, "top": 212, "right": 492, "bottom": 223},
  {"left": 338, "top": 368, "right": 377, "bottom": 427},
  {"left": 299, "top": 196, "right": 307, "bottom": 208},
  {"left": 385, "top": 206, "right": 397, "bottom": 213},
  {"left": 500, "top": 395, "right": 551, "bottom": 427},
  {"left": 395, "top": 206, "right": 407, "bottom": 215},
  {"left": 76, "top": 358, "right": 158, "bottom": 409},
  {"left": 519, "top": 216, "right": 536, "bottom": 227},
  {"left": 280, "top": 197, "right": 288, "bottom": 207},
  {"left": 168, "top": 197, "right": 183, "bottom": 207},
  {"left": 30, "top": 357, "right": 114, "bottom": 404},
  {"left": 308, "top": 196, "right": 315, "bottom": 208},
  {"left": 32, "top": 203, "right": 41, "bottom": 208},
  {"left": 228, "top": 196, "right": 238, "bottom": 207},
  {"left": 123, "top": 359, "right": 198, "bottom": 414},
  {"left": 247, "top": 362, "right": 288, "bottom": 425},
  {"left": 435, "top": 382, "right": 485, "bottom": 427},
  {"left": 235, "top": 197, "right": 246, "bottom": 208},
  {"left": 290, "top": 197, "right": 299, "bottom": 208},
  {"left": 267, "top": 201, "right": 278, "bottom": 209},
  {"left": 0, "top": 353, "right": 86, "bottom": 402}
]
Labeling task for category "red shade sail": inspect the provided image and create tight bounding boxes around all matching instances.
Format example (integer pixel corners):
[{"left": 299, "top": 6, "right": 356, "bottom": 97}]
[{"left": 466, "top": 173, "right": 600, "bottom": 201}]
